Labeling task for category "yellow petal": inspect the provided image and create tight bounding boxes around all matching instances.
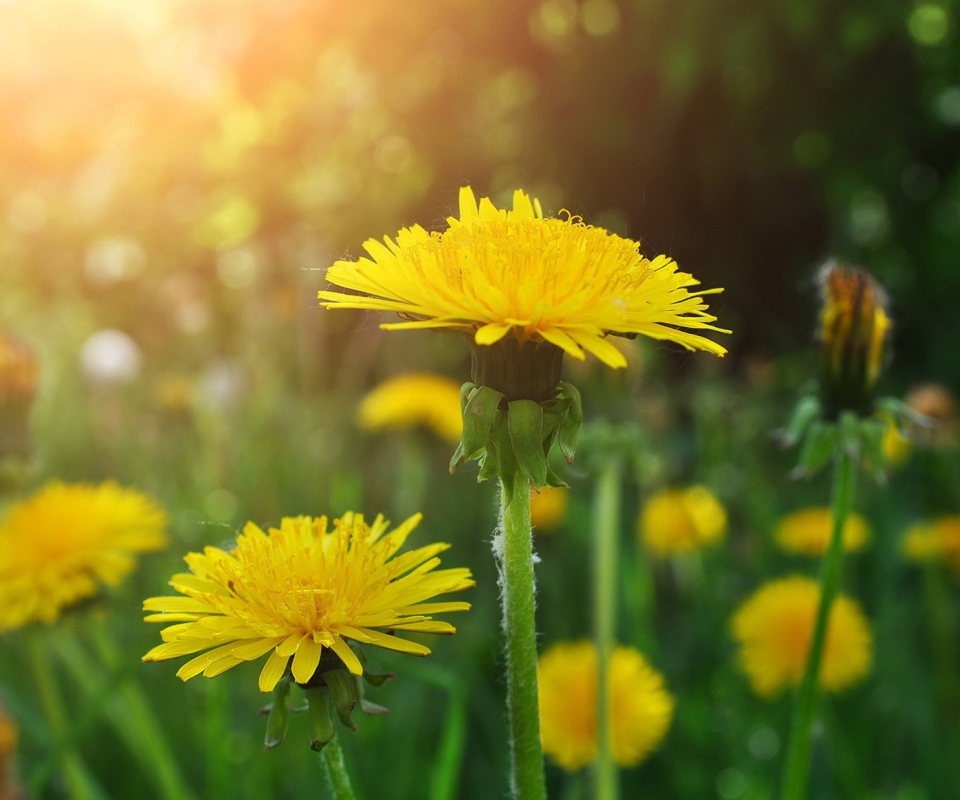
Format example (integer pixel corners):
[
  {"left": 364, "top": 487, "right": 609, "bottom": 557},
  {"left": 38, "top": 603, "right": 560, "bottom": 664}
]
[
  {"left": 291, "top": 637, "right": 322, "bottom": 683},
  {"left": 259, "top": 650, "right": 290, "bottom": 693}
]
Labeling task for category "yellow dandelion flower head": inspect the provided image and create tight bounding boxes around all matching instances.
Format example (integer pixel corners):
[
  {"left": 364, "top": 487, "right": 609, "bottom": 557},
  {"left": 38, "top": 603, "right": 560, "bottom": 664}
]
[
  {"left": 903, "top": 517, "right": 960, "bottom": 574},
  {"left": 357, "top": 372, "right": 463, "bottom": 444},
  {"left": 143, "top": 512, "right": 474, "bottom": 692},
  {"left": 530, "top": 486, "right": 569, "bottom": 533},
  {"left": 775, "top": 508, "right": 870, "bottom": 557},
  {"left": 538, "top": 640, "right": 674, "bottom": 772},
  {"left": 319, "top": 187, "right": 728, "bottom": 369},
  {"left": 730, "top": 575, "right": 872, "bottom": 698},
  {"left": 0, "top": 482, "right": 168, "bottom": 633},
  {"left": 639, "top": 485, "right": 727, "bottom": 556}
]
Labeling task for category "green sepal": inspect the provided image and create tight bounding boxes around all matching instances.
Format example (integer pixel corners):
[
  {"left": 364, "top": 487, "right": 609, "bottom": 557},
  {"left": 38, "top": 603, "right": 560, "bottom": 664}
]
[
  {"left": 793, "top": 421, "right": 838, "bottom": 478},
  {"left": 450, "top": 385, "right": 505, "bottom": 473},
  {"left": 305, "top": 687, "right": 337, "bottom": 752},
  {"left": 555, "top": 381, "right": 583, "bottom": 463},
  {"left": 858, "top": 417, "right": 888, "bottom": 484},
  {"left": 324, "top": 669, "right": 359, "bottom": 731},
  {"left": 839, "top": 411, "right": 862, "bottom": 458},
  {"left": 508, "top": 400, "right": 548, "bottom": 489},
  {"left": 263, "top": 677, "right": 292, "bottom": 750},
  {"left": 781, "top": 395, "right": 822, "bottom": 447}
]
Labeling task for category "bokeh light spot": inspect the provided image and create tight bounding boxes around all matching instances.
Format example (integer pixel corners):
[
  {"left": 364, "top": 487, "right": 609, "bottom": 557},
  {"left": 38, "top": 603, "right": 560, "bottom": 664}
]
[
  {"left": 935, "top": 86, "right": 960, "bottom": 125},
  {"left": 908, "top": 4, "right": 950, "bottom": 46},
  {"left": 848, "top": 189, "right": 889, "bottom": 245},
  {"left": 581, "top": 0, "right": 621, "bottom": 37}
]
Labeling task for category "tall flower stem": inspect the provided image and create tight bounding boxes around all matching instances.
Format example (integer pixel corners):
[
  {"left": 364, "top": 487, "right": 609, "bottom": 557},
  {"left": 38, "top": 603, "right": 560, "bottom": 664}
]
[
  {"left": 499, "top": 478, "right": 547, "bottom": 800},
  {"left": 780, "top": 446, "right": 856, "bottom": 800},
  {"left": 26, "top": 628, "right": 97, "bottom": 800},
  {"left": 320, "top": 737, "right": 358, "bottom": 800},
  {"left": 592, "top": 458, "right": 623, "bottom": 800}
]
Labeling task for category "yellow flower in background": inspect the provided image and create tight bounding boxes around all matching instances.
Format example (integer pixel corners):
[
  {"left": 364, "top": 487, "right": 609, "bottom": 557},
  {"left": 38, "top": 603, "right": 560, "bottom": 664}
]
[
  {"left": 538, "top": 641, "right": 673, "bottom": 772},
  {"left": 530, "top": 486, "right": 569, "bottom": 532},
  {"left": 143, "top": 512, "right": 474, "bottom": 692},
  {"left": 358, "top": 373, "right": 463, "bottom": 444},
  {"left": 0, "top": 482, "right": 168, "bottom": 633},
  {"left": 639, "top": 485, "right": 727, "bottom": 556},
  {"left": 881, "top": 416, "right": 911, "bottom": 466},
  {"left": 320, "top": 186, "right": 728, "bottom": 369},
  {"left": 731, "top": 575, "right": 872, "bottom": 697},
  {"left": 775, "top": 508, "right": 870, "bottom": 557},
  {"left": 903, "top": 517, "right": 960, "bottom": 574}
]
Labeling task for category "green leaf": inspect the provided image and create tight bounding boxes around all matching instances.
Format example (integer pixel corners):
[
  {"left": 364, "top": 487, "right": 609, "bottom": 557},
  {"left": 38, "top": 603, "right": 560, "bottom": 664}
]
[{"left": 508, "top": 400, "right": 547, "bottom": 488}]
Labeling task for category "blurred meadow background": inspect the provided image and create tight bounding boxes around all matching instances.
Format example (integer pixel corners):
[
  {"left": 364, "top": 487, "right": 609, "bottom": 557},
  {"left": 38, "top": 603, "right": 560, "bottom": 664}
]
[{"left": 2, "top": 0, "right": 960, "bottom": 798}]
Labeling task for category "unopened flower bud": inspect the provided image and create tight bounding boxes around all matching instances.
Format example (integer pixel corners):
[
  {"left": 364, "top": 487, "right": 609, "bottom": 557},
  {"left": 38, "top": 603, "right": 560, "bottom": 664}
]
[{"left": 816, "top": 262, "right": 891, "bottom": 417}]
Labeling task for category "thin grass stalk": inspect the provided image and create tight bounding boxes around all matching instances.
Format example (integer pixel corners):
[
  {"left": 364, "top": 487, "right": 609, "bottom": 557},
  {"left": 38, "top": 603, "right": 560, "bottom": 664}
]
[
  {"left": 499, "top": 478, "right": 547, "bottom": 800},
  {"left": 320, "top": 737, "right": 358, "bottom": 800},
  {"left": 780, "top": 447, "right": 856, "bottom": 800},
  {"left": 592, "top": 459, "right": 622, "bottom": 800},
  {"left": 85, "top": 619, "right": 198, "bottom": 800},
  {"left": 26, "top": 628, "right": 97, "bottom": 800}
]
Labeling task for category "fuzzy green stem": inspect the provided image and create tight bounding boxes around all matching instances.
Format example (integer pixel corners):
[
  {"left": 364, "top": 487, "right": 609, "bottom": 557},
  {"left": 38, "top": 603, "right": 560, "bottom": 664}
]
[
  {"left": 780, "top": 447, "right": 856, "bottom": 800},
  {"left": 592, "top": 460, "right": 622, "bottom": 800},
  {"left": 499, "top": 478, "right": 547, "bottom": 800},
  {"left": 320, "top": 737, "right": 358, "bottom": 800},
  {"left": 26, "top": 628, "right": 97, "bottom": 800}
]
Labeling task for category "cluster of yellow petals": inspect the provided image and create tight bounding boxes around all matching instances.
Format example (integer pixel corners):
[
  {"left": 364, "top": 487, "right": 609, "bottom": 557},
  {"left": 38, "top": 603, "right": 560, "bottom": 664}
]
[
  {"left": 639, "top": 485, "right": 727, "bottom": 556},
  {"left": 320, "top": 187, "right": 728, "bottom": 369},
  {"left": 903, "top": 517, "right": 960, "bottom": 574},
  {"left": 357, "top": 372, "right": 463, "bottom": 444},
  {"left": 0, "top": 482, "right": 168, "bottom": 633},
  {"left": 730, "top": 575, "right": 872, "bottom": 697},
  {"left": 143, "top": 512, "right": 474, "bottom": 692},
  {"left": 538, "top": 640, "right": 674, "bottom": 772},
  {"left": 775, "top": 508, "right": 870, "bottom": 557}
]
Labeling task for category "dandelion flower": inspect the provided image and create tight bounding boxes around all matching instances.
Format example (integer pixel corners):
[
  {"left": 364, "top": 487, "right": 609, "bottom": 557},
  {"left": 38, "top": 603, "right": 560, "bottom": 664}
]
[
  {"left": 358, "top": 373, "right": 463, "bottom": 444},
  {"left": 903, "top": 517, "right": 960, "bottom": 574},
  {"left": 319, "top": 186, "right": 727, "bottom": 372},
  {"left": 143, "top": 512, "right": 474, "bottom": 692},
  {"left": 538, "top": 640, "right": 673, "bottom": 772},
  {"left": 639, "top": 485, "right": 727, "bottom": 556},
  {"left": 731, "top": 575, "right": 872, "bottom": 697},
  {"left": 0, "top": 482, "right": 168, "bottom": 633},
  {"left": 775, "top": 508, "right": 870, "bottom": 557},
  {"left": 530, "top": 486, "right": 569, "bottom": 533}
]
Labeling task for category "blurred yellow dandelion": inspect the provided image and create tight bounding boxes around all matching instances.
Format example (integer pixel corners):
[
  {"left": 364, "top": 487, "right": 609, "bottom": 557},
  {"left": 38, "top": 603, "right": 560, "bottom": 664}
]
[
  {"left": 731, "top": 575, "right": 872, "bottom": 697},
  {"left": 881, "top": 416, "right": 911, "bottom": 466},
  {"left": 319, "top": 186, "right": 728, "bottom": 369},
  {"left": 358, "top": 372, "right": 463, "bottom": 444},
  {"left": 530, "top": 486, "right": 569, "bottom": 532},
  {"left": 775, "top": 508, "right": 870, "bottom": 557},
  {"left": 0, "top": 482, "right": 168, "bottom": 633},
  {"left": 639, "top": 485, "right": 727, "bottom": 556},
  {"left": 143, "top": 512, "right": 474, "bottom": 692},
  {"left": 903, "top": 517, "right": 960, "bottom": 574},
  {"left": 538, "top": 640, "right": 673, "bottom": 772}
]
